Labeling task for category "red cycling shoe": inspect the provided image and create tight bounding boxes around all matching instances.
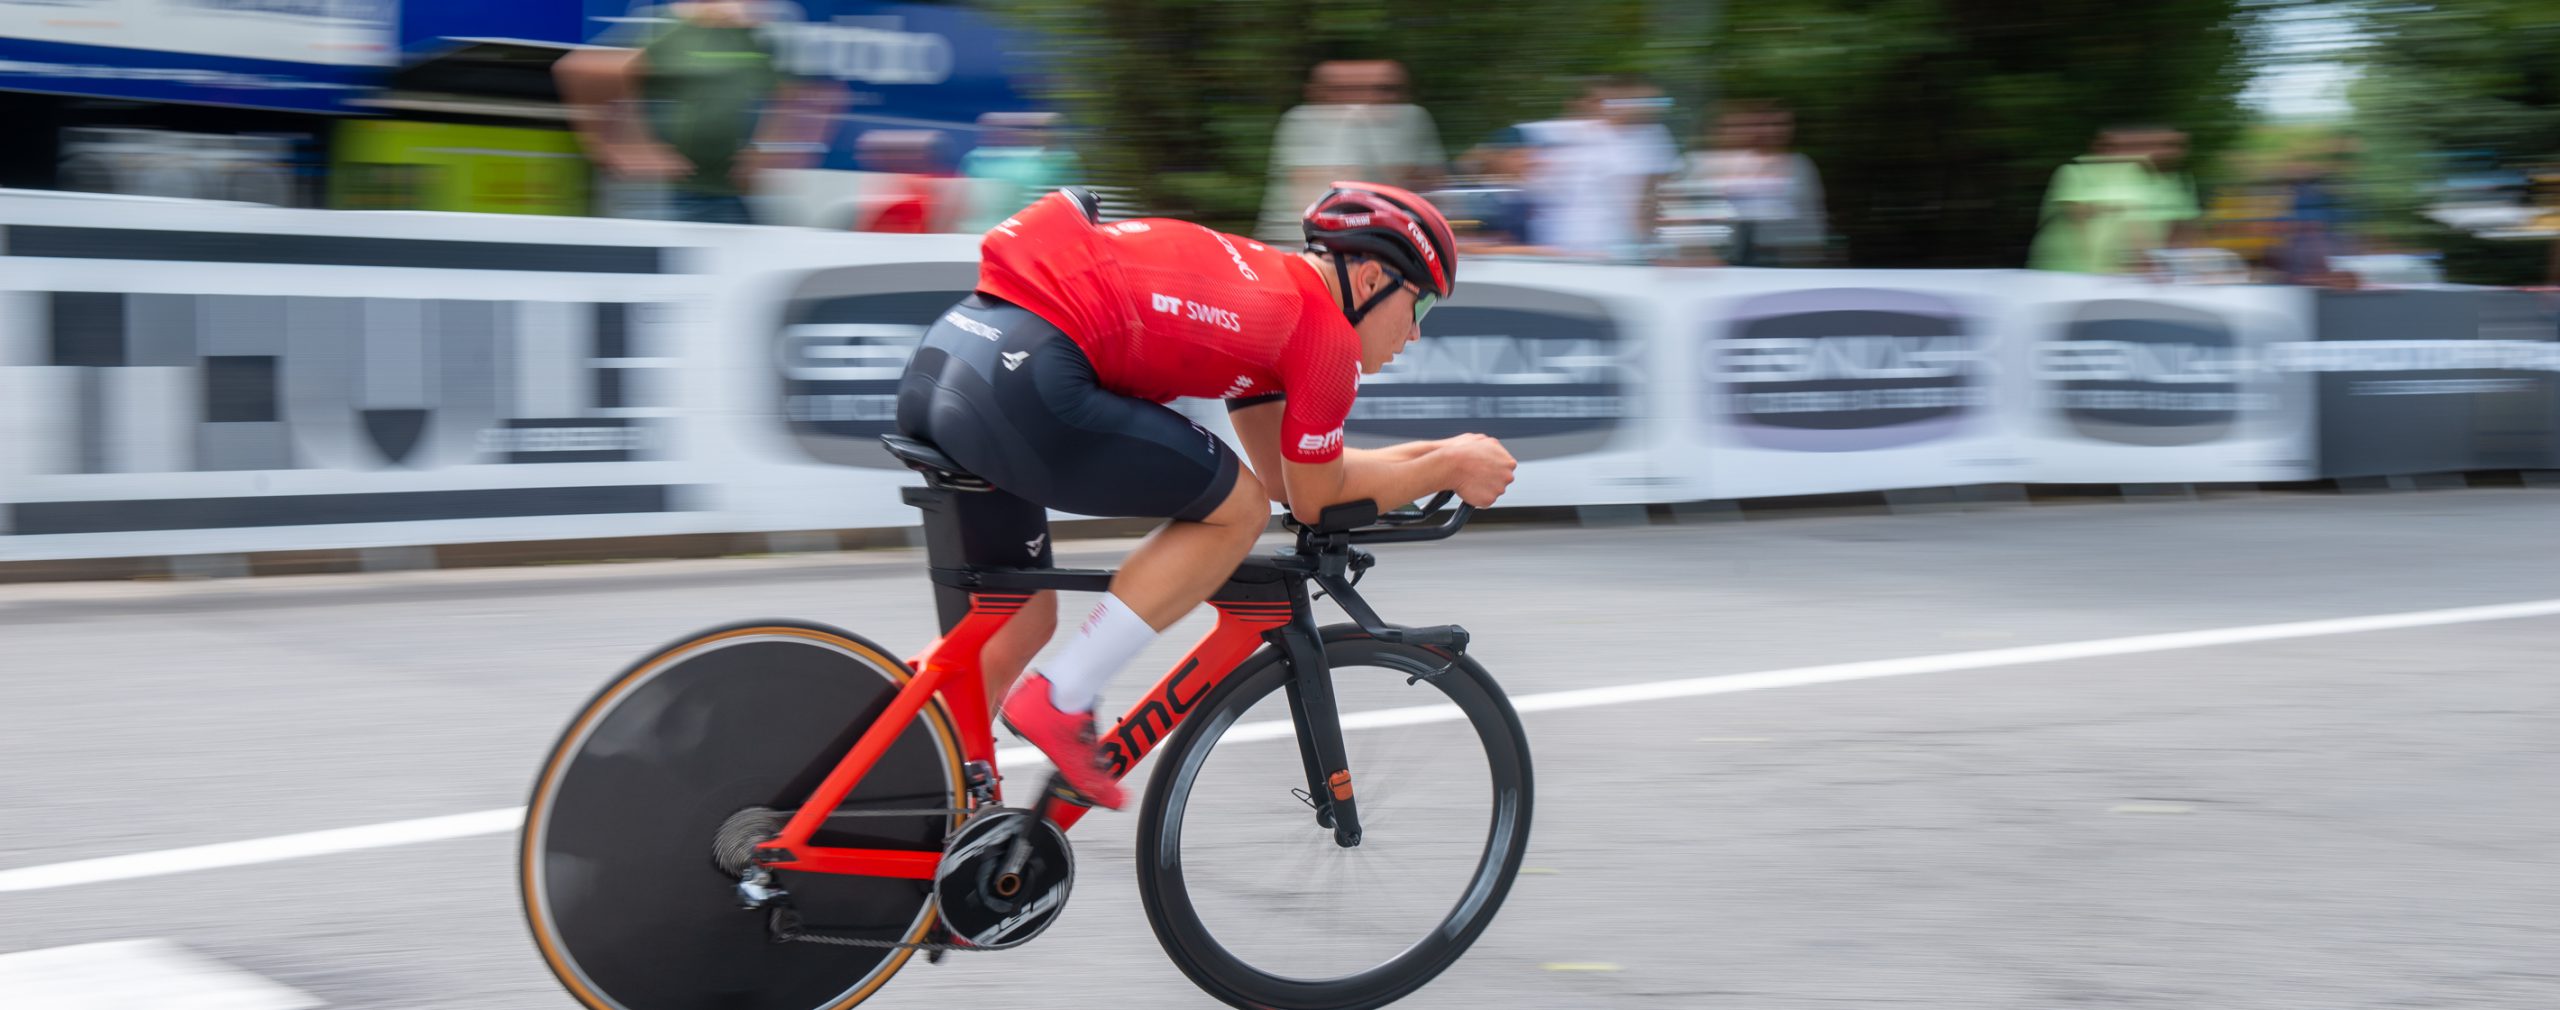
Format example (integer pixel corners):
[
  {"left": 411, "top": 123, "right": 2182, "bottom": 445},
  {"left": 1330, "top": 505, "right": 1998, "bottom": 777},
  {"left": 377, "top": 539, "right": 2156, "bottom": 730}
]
[{"left": 999, "top": 673, "right": 1127, "bottom": 810}]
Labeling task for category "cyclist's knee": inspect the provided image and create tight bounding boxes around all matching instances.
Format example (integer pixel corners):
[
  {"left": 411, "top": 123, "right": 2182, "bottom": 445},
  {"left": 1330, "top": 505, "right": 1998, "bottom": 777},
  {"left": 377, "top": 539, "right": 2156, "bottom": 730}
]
[{"left": 1206, "top": 470, "right": 1273, "bottom": 533}]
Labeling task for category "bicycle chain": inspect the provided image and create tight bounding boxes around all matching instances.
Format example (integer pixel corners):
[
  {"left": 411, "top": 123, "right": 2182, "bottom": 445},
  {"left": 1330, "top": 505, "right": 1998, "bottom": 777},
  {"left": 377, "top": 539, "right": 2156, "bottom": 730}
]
[
  {"left": 768, "top": 807, "right": 994, "bottom": 954},
  {"left": 768, "top": 907, "right": 986, "bottom": 954},
  {"left": 824, "top": 807, "right": 974, "bottom": 819}
]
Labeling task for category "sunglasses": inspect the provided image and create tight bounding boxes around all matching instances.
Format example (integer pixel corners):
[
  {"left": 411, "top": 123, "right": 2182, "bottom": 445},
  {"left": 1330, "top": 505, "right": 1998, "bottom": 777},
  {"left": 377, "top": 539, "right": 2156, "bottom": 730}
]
[{"left": 1390, "top": 269, "right": 1439, "bottom": 327}]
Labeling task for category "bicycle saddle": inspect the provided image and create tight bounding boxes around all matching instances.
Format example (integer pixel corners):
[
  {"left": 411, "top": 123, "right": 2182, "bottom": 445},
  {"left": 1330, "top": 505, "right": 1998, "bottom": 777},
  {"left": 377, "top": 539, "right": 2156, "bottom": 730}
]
[{"left": 881, "top": 435, "right": 993, "bottom": 491}]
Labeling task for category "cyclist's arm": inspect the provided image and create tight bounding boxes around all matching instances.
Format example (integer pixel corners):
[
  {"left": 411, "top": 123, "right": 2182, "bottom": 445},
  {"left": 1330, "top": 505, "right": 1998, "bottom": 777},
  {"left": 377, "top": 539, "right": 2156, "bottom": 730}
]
[
  {"left": 1228, "top": 397, "right": 1293, "bottom": 504},
  {"left": 1228, "top": 399, "right": 1457, "bottom": 523}
]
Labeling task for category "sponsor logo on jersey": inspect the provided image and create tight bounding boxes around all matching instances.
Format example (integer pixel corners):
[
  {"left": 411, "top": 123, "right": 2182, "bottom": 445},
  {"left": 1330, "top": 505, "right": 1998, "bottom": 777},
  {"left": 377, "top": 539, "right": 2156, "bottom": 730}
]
[
  {"left": 1296, "top": 428, "right": 1344, "bottom": 455},
  {"left": 1151, "top": 293, "right": 1243, "bottom": 333},
  {"left": 993, "top": 216, "right": 1022, "bottom": 238},
  {"left": 1024, "top": 533, "right": 1046, "bottom": 557},
  {"left": 1109, "top": 221, "right": 1150, "bottom": 234},
  {"left": 945, "top": 312, "right": 1003, "bottom": 342},
  {"left": 1218, "top": 375, "right": 1256, "bottom": 398},
  {"left": 1002, "top": 350, "right": 1030, "bottom": 371},
  {"left": 1212, "top": 232, "right": 1259, "bottom": 281}
]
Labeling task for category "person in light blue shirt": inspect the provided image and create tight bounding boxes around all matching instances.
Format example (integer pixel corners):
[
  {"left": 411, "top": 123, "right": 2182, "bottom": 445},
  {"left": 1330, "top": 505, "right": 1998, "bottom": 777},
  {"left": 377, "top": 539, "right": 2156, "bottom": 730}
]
[{"left": 959, "top": 112, "right": 1082, "bottom": 233}]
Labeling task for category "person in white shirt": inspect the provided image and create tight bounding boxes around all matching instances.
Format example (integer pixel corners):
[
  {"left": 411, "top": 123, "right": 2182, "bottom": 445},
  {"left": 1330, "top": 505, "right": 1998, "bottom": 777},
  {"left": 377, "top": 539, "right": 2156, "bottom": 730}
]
[
  {"left": 1516, "top": 77, "right": 1681, "bottom": 260},
  {"left": 1682, "top": 100, "right": 1828, "bottom": 266},
  {"left": 1256, "top": 60, "right": 1447, "bottom": 243}
]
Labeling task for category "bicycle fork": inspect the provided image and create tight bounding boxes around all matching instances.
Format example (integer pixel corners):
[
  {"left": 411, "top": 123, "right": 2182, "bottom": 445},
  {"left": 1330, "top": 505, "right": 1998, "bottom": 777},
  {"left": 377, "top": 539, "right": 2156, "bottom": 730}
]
[{"left": 1278, "top": 577, "right": 1364, "bottom": 848}]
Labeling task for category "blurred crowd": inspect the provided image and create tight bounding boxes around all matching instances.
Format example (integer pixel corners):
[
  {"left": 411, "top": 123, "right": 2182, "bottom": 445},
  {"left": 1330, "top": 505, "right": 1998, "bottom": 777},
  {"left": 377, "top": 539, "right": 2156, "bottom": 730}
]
[
  {"left": 11, "top": 0, "right": 2405, "bottom": 285},
  {"left": 538, "top": 2, "right": 2374, "bottom": 284}
]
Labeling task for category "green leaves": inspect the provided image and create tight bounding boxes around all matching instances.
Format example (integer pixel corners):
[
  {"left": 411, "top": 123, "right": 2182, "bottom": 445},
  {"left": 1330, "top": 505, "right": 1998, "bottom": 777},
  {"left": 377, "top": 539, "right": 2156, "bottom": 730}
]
[{"left": 984, "top": 0, "right": 2268, "bottom": 266}]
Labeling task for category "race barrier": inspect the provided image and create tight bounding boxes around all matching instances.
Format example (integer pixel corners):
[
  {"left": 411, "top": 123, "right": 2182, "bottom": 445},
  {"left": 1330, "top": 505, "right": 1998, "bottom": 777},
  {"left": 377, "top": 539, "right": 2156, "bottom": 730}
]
[{"left": 4, "top": 189, "right": 2555, "bottom": 564}]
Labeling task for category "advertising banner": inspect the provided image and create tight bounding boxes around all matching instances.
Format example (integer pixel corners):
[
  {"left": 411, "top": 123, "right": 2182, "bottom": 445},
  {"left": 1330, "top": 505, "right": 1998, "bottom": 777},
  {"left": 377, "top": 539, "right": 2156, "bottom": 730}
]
[
  {"left": 10, "top": 188, "right": 2559, "bottom": 566},
  {"left": 1337, "top": 258, "right": 1684, "bottom": 506},
  {"left": 0, "top": 0, "right": 396, "bottom": 112},
  {"left": 2304, "top": 289, "right": 2560, "bottom": 477},
  {"left": 1683, "top": 269, "right": 2027, "bottom": 500},
  {"left": 2013, "top": 277, "right": 2317, "bottom": 484},
  {"left": 0, "top": 192, "right": 721, "bottom": 562},
  {"left": 706, "top": 228, "right": 978, "bottom": 533}
]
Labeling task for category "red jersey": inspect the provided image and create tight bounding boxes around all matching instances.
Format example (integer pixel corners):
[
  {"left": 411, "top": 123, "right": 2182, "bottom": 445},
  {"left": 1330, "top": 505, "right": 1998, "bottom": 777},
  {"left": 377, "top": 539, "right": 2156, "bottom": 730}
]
[{"left": 974, "top": 190, "right": 1361, "bottom": 463}]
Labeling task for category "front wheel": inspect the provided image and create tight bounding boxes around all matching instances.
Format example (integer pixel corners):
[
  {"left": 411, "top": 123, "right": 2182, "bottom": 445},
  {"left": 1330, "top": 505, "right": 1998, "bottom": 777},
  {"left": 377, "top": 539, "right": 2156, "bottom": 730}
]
[{"left": 1135, "top": 628, "right": 1534, "bottom": 1010}]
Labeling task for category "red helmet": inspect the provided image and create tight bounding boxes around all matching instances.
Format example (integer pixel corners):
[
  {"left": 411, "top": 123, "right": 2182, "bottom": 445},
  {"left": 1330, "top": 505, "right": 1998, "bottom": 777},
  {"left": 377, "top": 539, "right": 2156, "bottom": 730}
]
[{"left": 1302, "top": 181, "right": 1458, "bottom": 297}]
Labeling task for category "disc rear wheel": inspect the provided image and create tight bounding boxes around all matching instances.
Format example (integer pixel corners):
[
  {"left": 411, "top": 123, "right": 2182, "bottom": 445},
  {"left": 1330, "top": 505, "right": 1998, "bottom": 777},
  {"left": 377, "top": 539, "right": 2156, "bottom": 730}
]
[{"left": 521, "top": 622, "right": 964, "bottom": 1010}]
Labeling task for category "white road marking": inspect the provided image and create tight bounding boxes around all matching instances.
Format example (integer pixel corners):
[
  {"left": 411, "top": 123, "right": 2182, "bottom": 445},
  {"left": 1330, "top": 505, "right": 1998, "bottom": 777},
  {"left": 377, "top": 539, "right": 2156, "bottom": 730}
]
[
  {"left": 0, "top": 809, "right": 523, "bottom": 895},
  {"left": 0, "top": 938, "right": 322, "bottom": 1009},
  {"left": 5, "top": 596, "right": 2559, "bottom": 895}
]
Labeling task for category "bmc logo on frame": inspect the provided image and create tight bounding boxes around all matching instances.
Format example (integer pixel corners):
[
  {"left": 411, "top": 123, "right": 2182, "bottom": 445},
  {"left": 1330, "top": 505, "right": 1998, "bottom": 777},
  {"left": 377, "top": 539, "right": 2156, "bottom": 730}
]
[{"left": 1297, "top": 428, "right": 1344, "bottom": 454}]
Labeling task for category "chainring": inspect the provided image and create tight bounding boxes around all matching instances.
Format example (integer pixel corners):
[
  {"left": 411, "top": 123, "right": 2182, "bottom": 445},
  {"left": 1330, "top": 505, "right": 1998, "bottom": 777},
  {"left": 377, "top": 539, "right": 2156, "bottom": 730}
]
[{"left": 931, "top": 808, "right": 1073, "bottom": 950}]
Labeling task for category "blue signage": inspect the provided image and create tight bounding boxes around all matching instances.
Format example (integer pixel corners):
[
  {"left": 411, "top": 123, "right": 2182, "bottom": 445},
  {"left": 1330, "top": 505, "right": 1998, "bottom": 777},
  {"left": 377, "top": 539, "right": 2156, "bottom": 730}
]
[{"left": 0, "top": 0, "right": 399, "bottom": 112}]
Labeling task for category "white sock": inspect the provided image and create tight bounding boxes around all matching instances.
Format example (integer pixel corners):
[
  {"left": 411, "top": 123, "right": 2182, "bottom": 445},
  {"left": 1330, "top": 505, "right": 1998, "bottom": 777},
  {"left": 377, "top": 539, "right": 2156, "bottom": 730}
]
[{"left": 1039, "top": 594, "right": 1159, "bottom": 713}]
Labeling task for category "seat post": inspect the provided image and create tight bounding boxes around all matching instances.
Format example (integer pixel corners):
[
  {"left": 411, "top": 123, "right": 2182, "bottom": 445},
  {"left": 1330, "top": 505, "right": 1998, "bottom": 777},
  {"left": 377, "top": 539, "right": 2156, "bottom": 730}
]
[{"left": 900, "top": 484, "right": 1054, "bottom": 633}]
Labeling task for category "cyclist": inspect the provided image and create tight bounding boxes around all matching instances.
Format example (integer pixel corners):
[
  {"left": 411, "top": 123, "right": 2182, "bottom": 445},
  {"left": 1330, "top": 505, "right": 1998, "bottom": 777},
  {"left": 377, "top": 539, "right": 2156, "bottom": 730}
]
[{"left": 894, "top": 182, "right": 1516, "bottom": 810}]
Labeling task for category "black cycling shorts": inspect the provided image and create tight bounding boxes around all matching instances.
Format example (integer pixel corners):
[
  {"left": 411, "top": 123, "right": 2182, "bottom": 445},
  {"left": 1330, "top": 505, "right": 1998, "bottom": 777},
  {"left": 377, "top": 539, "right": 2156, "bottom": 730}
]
[{"left": 896, "top": 295, "right": 1242, "bottom": 522}]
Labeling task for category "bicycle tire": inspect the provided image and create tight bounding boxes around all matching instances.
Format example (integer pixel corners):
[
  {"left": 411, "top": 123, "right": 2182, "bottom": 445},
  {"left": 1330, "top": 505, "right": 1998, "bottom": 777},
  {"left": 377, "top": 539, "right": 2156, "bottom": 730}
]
[
  {"left": 1134, "top": 626, "right": 1534, "bottom": 1010},
  {"left": 521, "top": 621, "right": 964, "bottom": 1010}
]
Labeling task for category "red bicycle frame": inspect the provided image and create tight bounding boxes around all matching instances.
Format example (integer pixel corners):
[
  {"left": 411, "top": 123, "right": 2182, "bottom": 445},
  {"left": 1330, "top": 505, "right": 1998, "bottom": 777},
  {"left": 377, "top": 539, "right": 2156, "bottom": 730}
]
[{"left": 747, "top": 586, "right": 1295, "bottom": 878}]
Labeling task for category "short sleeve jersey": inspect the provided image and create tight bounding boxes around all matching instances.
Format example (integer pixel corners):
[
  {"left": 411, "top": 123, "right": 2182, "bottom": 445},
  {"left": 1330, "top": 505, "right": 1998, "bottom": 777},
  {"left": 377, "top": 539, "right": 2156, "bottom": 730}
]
[{"left": 975, "top": 190, "right": 1362, "bottom": 463}]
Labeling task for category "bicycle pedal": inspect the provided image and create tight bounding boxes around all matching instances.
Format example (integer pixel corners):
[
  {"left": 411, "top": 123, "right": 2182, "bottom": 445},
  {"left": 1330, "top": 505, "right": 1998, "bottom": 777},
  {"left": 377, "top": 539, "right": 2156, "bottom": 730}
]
[{"left": 1041, "top": 776, "right": 1096, "bottom": 812}]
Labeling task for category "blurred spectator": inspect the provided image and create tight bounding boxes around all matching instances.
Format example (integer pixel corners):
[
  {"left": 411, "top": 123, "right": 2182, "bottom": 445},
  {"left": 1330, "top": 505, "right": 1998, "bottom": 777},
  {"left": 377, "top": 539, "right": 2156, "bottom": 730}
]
[
  {"left": 2029, "top": 125, "right": 2199, "bottom": 275},
  {"left": 1680, "top": 100, "right": 1828, "bottom": 266},
  {"left": 553, "top": 1, "right": 838, "bottom": 225},
  {"left": 1255, "top": 60, "right": 1447, "bottom": 243},
  {"left": 1519, "top": 76, "right": 1681, "bottom": 260},
  {"left": 854, "top": 130, "right": 953, "bottom": 233},
  {"left": 2275, "top": 135, "right": 2359, "bottom": 287},
  {"left": 1452, "top": 126, "right": 1546, "bottom": 251},
  {"left": 958, "top": 111, "right": 1082, "bottom": 233}
]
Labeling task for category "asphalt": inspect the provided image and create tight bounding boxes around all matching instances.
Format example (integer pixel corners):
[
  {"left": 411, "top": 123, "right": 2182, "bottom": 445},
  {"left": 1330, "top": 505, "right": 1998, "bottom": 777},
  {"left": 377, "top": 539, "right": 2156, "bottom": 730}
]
[{"left": 2, "top": 487, "right": 2555, "bottom": 1008}]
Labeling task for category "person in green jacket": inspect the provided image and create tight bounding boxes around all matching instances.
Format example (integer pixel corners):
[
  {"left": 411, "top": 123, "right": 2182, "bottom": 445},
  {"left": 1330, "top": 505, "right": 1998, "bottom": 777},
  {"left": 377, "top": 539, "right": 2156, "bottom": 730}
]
[
  {"left": 555, "top": 1, "right": 838, "bottom": 224},
  {"left": 2031, "top": 126, "right": 2200, "bottom": 275}
]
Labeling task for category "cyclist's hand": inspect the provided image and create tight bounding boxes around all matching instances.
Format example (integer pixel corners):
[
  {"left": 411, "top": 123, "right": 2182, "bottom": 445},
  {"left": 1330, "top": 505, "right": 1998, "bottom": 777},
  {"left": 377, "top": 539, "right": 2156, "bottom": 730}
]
[{"left": 1441, "top": 434, "right": 1516, "bottom": 508}]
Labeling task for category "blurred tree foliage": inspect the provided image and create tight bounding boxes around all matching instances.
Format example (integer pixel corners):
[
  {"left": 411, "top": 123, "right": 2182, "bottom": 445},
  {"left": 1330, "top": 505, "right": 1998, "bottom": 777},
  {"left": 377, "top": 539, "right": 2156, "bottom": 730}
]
[
  {"left": 986, "top": 0, "right": 2267, "bottom": 267},
  {"left": 2346, "top": 0, "right": 2560, "bottom": 283},
  {"left": 984, "top": 0, "right": 1705, "bottom": 231},
  {"left": 1712, "top": 0, "right": 2258, "bottom": 266}
]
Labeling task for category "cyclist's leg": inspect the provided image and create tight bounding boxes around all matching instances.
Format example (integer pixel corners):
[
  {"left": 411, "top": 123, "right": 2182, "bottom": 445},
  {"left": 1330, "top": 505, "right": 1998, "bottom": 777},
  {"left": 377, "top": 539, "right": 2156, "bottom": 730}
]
[
  {"left": 897, "top": 294, "right": 1258, "bottom": 709},
  {"left": 973, "top": 478, "right": 1267, "bottom": 709},
  {"left": 1111, "top": 471, "right": 1270, "bottom": 628},
  {"left": 979, "top": 589, "right": 1056, "bottom": 703},
  {"left": 996, "top": 327, "right": 1264, "bottom": 716}
]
